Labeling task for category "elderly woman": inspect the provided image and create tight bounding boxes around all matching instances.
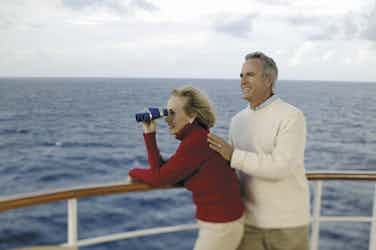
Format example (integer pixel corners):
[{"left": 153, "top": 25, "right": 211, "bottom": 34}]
[{"left": 128, "top": 86, "right": 244, "bottom": 250}]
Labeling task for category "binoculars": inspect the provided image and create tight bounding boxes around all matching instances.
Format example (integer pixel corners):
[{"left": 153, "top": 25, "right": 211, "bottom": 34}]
[{"left": 135, "top": 107, "right": 168, "bottom": 123}]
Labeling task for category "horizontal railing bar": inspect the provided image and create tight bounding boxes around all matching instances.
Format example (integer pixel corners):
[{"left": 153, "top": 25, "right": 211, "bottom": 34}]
[
  {"left": 311, "top": 216, "right": 373, "bottom": 222},
  {"left": 307, "top": 171, "right": 376, "bottom": 181},
  {"left": 61, "top": 224, "right": 198, "bottom": 247},
  {"left": 0, "top": 182, "right": 163, "bottom": 212},
  {"left": 66, "top": 216, "right": 375, "bottom": 248},
  {"left": 1, "top": 171, "right": 376, "bottom": 212}
]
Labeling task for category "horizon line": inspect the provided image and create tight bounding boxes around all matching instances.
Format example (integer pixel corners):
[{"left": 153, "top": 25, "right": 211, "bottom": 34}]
[{"left": 0, "top": 76, "right": 375, "bottom": 83}]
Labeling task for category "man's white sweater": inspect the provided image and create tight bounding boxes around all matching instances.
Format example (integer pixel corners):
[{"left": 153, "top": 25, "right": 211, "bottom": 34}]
[{"left": 229, "top": 97, "right": 310, "bottom": 228}]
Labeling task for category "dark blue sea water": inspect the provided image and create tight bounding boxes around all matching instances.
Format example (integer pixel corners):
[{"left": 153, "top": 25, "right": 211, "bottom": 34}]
[{"left": 0, "top": 78, "right": 375, "bottom": 250}]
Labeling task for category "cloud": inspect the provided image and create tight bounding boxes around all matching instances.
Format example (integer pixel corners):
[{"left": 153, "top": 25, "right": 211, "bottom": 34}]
[
  {"left": 286, "top": 14, "right": 337, "bottom": 40},
  {"left": 130, "top": 0, "right": 158, "bottom": 12},
  {"left": 343, "top": 13, "right": 360, "bottom": 39},
  {"left": 0, "top": 16, "right": 13, "bottom": 29},
  {"left": 212, "top": 14, "right": 257, "bottom": 38},
  {"left": 307, "top": 24, "right": 340, "bottom": 41},
  {"left": 288, "top": 41, "right": 315, "bottom": 66},
  {"left": 258, "top": 0, "right": 294, "bottom": 6},
  {"left": 287, "top": 15, "right": 319, "bottom": 26},
  {"left": 362, "top": 4, "right": 376, "bottom": 41},
  {"left": 286, "top": 12, "right": 364, "bottom": 41},
  {"left": 321, "top": 50, "right": 335, "bottom": 62},
  {"left": 61, "top": 0, "right": 158, "bottom": 14}
]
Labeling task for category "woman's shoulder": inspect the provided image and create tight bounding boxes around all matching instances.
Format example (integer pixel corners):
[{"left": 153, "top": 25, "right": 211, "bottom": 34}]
[{"left": 181, "top": 126, "right": 208, "bottom": 147}]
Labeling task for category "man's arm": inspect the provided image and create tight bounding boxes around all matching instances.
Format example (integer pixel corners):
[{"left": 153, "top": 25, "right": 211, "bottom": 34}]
[
  {"left": 208, "top": 112, "right": 306, "bottom": 181},
  {"left": 232, "top": 111, "right": 306, "bottom": 180}
]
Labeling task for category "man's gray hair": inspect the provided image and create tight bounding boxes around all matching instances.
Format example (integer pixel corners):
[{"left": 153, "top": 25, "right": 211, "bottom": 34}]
[{"left": 245, "top": 51, "right": 278, "bottom": 88}]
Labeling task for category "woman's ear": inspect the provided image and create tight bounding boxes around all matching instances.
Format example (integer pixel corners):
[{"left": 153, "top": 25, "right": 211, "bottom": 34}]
[{"left": 188, "top": 114, "right": 197, "bottom": 123}]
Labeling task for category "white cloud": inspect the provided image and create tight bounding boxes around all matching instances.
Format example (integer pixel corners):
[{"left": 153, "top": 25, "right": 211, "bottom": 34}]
[
  {"left": 322, "top": 50, "right": 335, "bottom": 62},
  {"left": 288, "top": 41, "right": 315, "bottom": 66},
  {"left": 0, "top": 0, "right": 375, "bottom": 81}
]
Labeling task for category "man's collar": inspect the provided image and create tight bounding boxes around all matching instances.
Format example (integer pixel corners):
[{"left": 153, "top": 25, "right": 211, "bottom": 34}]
[{"left": 251, "top": 94, "right": 279, "bottom": 111}]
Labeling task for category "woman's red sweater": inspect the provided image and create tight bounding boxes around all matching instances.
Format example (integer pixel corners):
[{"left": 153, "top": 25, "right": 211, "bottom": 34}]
[{"left": 128, "top": 122, "right": 244, "bottom": 223}]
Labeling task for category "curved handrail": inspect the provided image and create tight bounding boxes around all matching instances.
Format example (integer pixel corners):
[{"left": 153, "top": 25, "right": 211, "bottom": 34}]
[{"left": 1, "top": 171, "right": 376, "bottom": 213}]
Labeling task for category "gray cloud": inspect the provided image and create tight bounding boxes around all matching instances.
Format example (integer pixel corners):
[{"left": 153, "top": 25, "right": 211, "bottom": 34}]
[
  {"left": 62, "top": 0, "right": 108, "bottom": 9},
  {"left": 62, "top": 0, "right": 158, "bottom": 14},
  {"left": 343, "top": 13, "right": 361, "bottom": 39},
  {"left": 286, "top": 15, "right": 339, "bottom": 40},
  {"left": 258, "top": 0, "right": 294, "bottom": 6},
  {"left": 286, "top": 13, "right": 364, "bottom": 41},
  {"left": 130, "top": 0, "right": 158, "bottom": 12},
  {"left": 287, "top": 16, "right": 320, "bottom": 26},
  {"left": 0, "top": 16, "right": 13, "bottom": 29},
  {"left": 213, "top": 14, "right": 257, "bottom": 38},
  {"left": 307, "top": 24, "right": 340, "bottom": 41},
  {"left": 362, "top": 5, "right": 376, "bottom": 41}
]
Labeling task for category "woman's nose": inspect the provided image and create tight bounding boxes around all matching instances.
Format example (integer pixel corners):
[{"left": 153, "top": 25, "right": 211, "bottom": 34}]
[{"left": 165, "top": 115, "right": 171, "bottom": 124}]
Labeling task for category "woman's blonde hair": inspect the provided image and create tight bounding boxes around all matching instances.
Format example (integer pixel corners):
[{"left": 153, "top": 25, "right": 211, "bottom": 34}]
[{"left": 171, "top": 86, "right": 216, "bottom": 129}]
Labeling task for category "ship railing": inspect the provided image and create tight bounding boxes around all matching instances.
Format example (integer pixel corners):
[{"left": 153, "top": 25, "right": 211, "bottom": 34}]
[{"left": 0, "top": 171, "right": 376, "bottom": 250}]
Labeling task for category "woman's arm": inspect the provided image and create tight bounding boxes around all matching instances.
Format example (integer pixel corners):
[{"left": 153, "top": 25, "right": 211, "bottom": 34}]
[
  {"left": 129, "top": 132, "right": 210, "bottom": 187},
  {"left": 143, "top": 132, "right": 163, "bottom": 173}
]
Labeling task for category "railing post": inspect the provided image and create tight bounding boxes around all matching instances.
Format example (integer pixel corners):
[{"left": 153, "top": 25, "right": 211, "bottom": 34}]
[
  {"left": 68, "top": 199, "right": 78, "bottom": 246},
  {"left": 311, "top": 181, "right": 322, "bottom": 250},
  {"left": 370, "top": 184, "right": 376, "bottom": 250}
]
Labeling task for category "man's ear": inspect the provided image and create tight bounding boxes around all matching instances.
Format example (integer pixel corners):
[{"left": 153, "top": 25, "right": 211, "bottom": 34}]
[{"left": 264, "top": 74, "right": 273, "bottom": 88}]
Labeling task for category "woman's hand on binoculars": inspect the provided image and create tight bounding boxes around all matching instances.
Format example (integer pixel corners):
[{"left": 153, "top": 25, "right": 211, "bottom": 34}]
[{"left": 142, "top": 120, "right": 157, "bottom": 133}]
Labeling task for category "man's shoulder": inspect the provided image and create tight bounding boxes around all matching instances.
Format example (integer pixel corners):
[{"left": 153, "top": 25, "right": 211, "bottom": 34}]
[
  {"left": 231, "top": 106, "right": 250, "bottom": 123},
  {"left": 273, "top": 98, "right": 304, "bottom": 118}
]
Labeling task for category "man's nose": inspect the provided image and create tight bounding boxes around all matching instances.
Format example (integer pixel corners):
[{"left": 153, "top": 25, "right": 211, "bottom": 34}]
[{"left": 241, "top": 77, "right": 247, "bottom": 85}]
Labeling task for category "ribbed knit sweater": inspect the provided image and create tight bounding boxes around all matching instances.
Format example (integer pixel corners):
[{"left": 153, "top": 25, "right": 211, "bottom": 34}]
[
  {"left": 129, "top": 122, "right": 244, "bottom": 223},
  {"left": 229, "top": 97, "right": 310, "bottom": 228}
]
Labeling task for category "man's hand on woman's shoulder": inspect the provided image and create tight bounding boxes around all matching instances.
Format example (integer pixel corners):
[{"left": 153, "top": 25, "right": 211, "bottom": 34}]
[{"left": 207, "top": 133, "right": 234, "bottom": 162}]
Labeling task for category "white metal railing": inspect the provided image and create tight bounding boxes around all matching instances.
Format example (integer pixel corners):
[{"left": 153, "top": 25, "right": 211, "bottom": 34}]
[
  {"left": 370, "top": 184, "right": 376, "bottom": 250},
  {"left": 61, "top": 173, "right": 376, "bottom": 250},
  {"left": 1, "top": 171, "right": 376, "bottom": 249},
  {"left": 62, "top": 197, "right": 198, "bottom": 248},
  {"left": 310, "top": 181, "right": 376, "bottom": 250},
  {"left": 67, "top": 199, "right": 78, "bottom": 246}
]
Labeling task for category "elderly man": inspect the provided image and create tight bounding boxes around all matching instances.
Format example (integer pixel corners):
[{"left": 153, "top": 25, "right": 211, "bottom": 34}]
[{"left": 208, "top": 51, "right": 310, "bottom": 250}]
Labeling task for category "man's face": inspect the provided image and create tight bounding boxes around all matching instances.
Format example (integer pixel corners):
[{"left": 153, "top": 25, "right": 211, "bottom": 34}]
[{"left": 240, "top": 58, "right": 270, "bottom": 104}]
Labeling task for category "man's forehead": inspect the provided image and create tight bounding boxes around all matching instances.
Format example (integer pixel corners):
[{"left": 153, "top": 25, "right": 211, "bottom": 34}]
[{"left": 242, "top": 59, "right": 262, "bottom": 70}]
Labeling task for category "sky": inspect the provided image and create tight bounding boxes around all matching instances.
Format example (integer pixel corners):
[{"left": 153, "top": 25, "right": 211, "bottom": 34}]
[{"left": 1, "top": 0, "right": 376, "bottom": 81}]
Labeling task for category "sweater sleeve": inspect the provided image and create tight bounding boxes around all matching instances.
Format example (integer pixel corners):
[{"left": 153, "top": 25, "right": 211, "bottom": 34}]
[
  {"left": 143, "top": 132, "right": 162, "bottom": 173},
  {"left": 231, "top": 111, "right": 306, "bottom": 181},
  {"left": 129, "top": 132, "right": 210, "bottom": 187},
  {"left": 228, "top": 118, "right": 235, "bottom": 146}
]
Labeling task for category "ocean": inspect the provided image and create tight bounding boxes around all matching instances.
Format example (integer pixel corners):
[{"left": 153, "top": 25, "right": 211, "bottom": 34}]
[{"left": 0, "top": 77, "right": 375, "bottom": 250}]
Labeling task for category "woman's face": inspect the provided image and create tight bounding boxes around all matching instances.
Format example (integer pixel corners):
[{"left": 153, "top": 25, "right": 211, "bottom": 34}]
[{"left": 165, "top": 95, "right": 194, "bottom": 135}]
